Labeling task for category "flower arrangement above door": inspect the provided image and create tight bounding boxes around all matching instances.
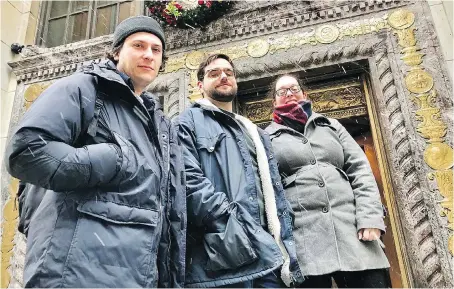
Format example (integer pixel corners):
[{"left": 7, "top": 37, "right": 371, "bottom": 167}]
[{"left": 145, "top": 1, "right": 234, "bottom": 29}]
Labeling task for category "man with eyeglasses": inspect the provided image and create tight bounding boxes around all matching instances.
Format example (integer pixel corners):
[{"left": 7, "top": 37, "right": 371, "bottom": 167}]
[{"left": 176, "top": 53, "right": 304, "bottom": 288}]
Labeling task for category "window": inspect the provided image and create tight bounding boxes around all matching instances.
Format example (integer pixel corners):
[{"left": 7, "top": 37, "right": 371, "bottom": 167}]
[{"left": 38, "top": 0, "right": 134, "bottom": 48}]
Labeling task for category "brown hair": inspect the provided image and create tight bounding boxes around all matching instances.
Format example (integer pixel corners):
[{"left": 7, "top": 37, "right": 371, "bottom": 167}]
[
  {"left": 105, "top": 42, "right": 168, "bottom": 72},
  {"left": 267, "top": 74, "right": 308, "bottom": 100},
  {"left": 197, "top": 53, "right": 236, "bottom": 81}
]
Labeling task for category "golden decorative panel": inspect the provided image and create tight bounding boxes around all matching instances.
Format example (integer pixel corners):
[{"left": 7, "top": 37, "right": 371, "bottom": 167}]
[
  {"left": 310, "top": 83, "right": 365, "bottom": 113},
  {"left": 1, "top": 178, "right": 19, "bottom": 288},
  {"left": 241, "top": 81, "right": 367, "bottom": 123},
  {"left": 389, "top": 8, "right": 453, "bottom": 254},
  {"left": 243, "top": 99, "right": 273, "bottom": 123}
]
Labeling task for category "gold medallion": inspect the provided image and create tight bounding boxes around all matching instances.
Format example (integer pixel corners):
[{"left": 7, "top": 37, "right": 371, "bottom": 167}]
[
  {"left": 405, "top": 69, "right": 434, "bottom": 94},
  {"left": 315, "top": 24, "right": 340, "bottom": 44},
  {"left": 388, "top": 9, "right": 415, "bottom": 30},
  {"left": 247, "top": 39, "right": 270, "bottom": 58},
  {"left": 185, "top": 51, "right": 206, "bottom": 70},
  {"left": 424, "top": 142, "right": 454, "bottom": 170}
]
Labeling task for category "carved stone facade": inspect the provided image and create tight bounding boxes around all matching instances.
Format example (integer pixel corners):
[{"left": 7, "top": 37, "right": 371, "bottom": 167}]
[{"left": 2, "top": 1, "right": 453, "bottom": 287}]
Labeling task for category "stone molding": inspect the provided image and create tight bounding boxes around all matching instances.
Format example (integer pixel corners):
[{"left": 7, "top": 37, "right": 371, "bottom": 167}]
[{"left": 8, "top": 0, "right": 407, "bottom": 84}]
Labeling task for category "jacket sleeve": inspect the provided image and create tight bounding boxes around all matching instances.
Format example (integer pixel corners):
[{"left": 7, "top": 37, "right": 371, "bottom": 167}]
[
  {"left": 158, "top": 122, "right": 187, "bottom": 288},
  {"left": 334, "top": 119, "right": 386, "bottom": 232},
  {"left": 176, "top": 112, "right": 230, "bottom": 230},
  {"left": 5, "top": 74, "right": 122, "bottom": 192}
]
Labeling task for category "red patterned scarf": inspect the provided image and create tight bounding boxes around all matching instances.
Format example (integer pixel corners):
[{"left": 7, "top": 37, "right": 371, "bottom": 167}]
[{"left": 273, "top": 100, "right": 312, "bottom": 126}]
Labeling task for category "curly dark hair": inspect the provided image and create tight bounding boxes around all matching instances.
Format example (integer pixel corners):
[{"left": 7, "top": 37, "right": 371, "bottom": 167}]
[
  {"left": 105, "top": 42, "right": 168, "bottom": 72},
  {"left": 196, "top": 53, "right": 236, "bottom": 81},
  {"left": 266, "top": 74, "right": 308, "bottom": 100}
]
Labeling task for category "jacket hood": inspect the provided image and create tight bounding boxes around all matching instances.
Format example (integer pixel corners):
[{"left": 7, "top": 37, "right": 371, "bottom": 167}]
[{"left": 80, "top": 59, "right": 163, "bottom": 111}]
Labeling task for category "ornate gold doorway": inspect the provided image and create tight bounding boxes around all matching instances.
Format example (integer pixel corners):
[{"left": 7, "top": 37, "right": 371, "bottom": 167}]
[{"left": 237, "top": 67, "right": 410, "bottom": 288}]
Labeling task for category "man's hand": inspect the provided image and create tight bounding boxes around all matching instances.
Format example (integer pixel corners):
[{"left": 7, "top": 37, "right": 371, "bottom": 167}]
[{"left": 358, "top": 228, "right": 381, "bottom": 241}]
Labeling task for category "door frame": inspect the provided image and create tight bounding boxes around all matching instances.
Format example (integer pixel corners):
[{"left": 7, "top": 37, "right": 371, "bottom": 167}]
[{"left": 362, "top": 74, "right": 412, "bottom": 288}]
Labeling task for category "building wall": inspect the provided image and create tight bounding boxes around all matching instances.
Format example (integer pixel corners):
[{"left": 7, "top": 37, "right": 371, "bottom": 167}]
[
  {"left": 0, "top": 0, "right": 39, "bottom": 170},
  {"left": 427, "top": 0, "right": 453, "bottom": 82}
]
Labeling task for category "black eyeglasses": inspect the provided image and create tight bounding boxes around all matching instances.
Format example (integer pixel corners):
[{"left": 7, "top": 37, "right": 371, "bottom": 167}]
[
  {"left": 275, "top": 85, "right": 302, "bottom": 97},
  {"left": 204, "top": 68, "right": 235, "bottom": 79}
]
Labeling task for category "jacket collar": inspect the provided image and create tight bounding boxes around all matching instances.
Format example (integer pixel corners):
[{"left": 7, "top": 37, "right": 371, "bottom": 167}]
[
  {"left": 193, "top": 98, "right": 235, "bottom": 117},
  {"left": 266, "top": 112, "right": 331, "bottom": 135},
  {"left": 80, "top": 59, "right": 163, "bottom": 111}
]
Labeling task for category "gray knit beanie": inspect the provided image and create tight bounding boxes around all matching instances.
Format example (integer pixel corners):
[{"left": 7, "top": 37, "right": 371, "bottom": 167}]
[{"left": 112, "top": 16, "right": 165, "bottom": 50}]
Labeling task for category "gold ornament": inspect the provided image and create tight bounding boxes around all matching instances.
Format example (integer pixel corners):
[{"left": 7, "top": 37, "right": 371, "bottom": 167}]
[
  {"left": 165, "top": 56, "right": 186, "bottom": 73},
  {"left": 428, "top": 169, "right": 453, "bottom": 226},
  {"left": 424, "top": 142, "right": 454, "bottom": 170},
  {"left": 24, "top": 83, "right": 50, "bottom": 102},
  {"left": 401, "top": 47, "right": 423, "bottom": 66},
  {"left": 315, "top": 24, "right": 340, "bottom": 44},
  {"left": 405, "top": 69, "right": 434, "bottom": 94},
  {"left": 411, "top": 91, "right": 436, "bottom": 109},
  {"left": 395, "top": 28, "right": 417, "bottom": 48},
  {"left": 1, "top": 178, "right": 19, "bottom": 288},
  {"left": 247, "top": 39, "right": 270, "bottom": 58},
  {"left": 185, "top": 51, "right": 206, "bottom": 70},
  {"left": 388, "top": 9, "right": 415, "bottom": 30}
]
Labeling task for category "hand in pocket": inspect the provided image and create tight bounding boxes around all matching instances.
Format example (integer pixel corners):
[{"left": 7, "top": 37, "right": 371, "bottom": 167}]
[{"left": 203, "top": 214, "right": 258, "bottom": 271}]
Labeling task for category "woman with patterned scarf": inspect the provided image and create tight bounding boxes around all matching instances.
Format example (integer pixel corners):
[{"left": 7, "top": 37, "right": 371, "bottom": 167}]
[{"left": 264, "top": 74, "right": 390, "bottom": 288}]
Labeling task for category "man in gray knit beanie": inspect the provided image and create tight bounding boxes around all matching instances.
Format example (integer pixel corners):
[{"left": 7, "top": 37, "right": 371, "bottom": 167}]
[
  {"left": 6, "top": 13, "right": 186, "bottom": 288},
  {"left": 106, "top": 15, "right": 167, "bottom": 96}
]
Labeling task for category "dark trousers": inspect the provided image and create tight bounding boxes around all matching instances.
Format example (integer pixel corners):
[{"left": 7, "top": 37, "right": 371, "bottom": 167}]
[
  {"left": 298, "top": 269, "right": 390, "bottom": 288},
  {"left": 219, "top": 270, "right": 286, "bottom": 288}
]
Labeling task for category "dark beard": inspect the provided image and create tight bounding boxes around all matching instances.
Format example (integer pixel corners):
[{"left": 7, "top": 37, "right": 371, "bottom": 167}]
[{"left": 209, "top": 87, "right": 237, "bottom": 103}]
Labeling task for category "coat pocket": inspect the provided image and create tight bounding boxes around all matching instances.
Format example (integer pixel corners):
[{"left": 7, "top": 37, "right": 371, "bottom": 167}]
[
  {"left": 196, "top": 133, "right": 226, "bottom": 152},
  {"left": 203, "top": 214, "right": 258, "bottom": 271},
  {"left": 62, "top": 201, "right": 159, "bottom": 287}
]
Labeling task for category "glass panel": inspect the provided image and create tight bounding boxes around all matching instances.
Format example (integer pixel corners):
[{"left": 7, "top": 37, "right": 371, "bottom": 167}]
[
  {"left": 71, "top": 1, "right": 90, "bottom": 12},
  {"left": 96, "top": 0, "right": 118, "bottom": 7},
  {"left": 50, "top": 1, "right": 69, "bottom": 18},
  {"left": 94, "top": 5, "right": 117, "bottom": 37},
  {"left": 46, "top": 18, "right": 66, "bottom": 47},
  {"left": 118, "top": 1, "right": 132, "bottom": 23},
  {"left": 67, "top": 12, "right": 89, "bottom": 43}
]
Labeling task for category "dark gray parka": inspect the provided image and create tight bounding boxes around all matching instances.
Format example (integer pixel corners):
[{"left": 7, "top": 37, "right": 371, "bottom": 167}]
[
  {"left": 5, "top": 60, "right": 186, "bottom": 287},
  {"left": 176, "top": 102, "right": 304, "bottom": 287},
  {"left": 265, "top": 112, "right": 390, "bottom": 276}
]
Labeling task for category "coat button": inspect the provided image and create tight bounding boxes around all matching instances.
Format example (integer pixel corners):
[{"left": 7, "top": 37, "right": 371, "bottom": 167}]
[
  {"left": 208, "top": 146, "right": 214, "bottom": 152},
  {"left": 318, "top": 181, "right": 325, "bottom": 187},
  {"left": 249, "top": 196, "right": 254, "bottom": 201},
  {"left": 310, "top": 159, "right": 316, "bottom": 165},
  {"left": 302, "top": 139, "right": 308, "bottom": 144},
  {"left": 269, "top": 154, "right": 273, "bottom": 159},
  {"left": 322, "top": 206, "right": 329, "bottom": 213}
]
